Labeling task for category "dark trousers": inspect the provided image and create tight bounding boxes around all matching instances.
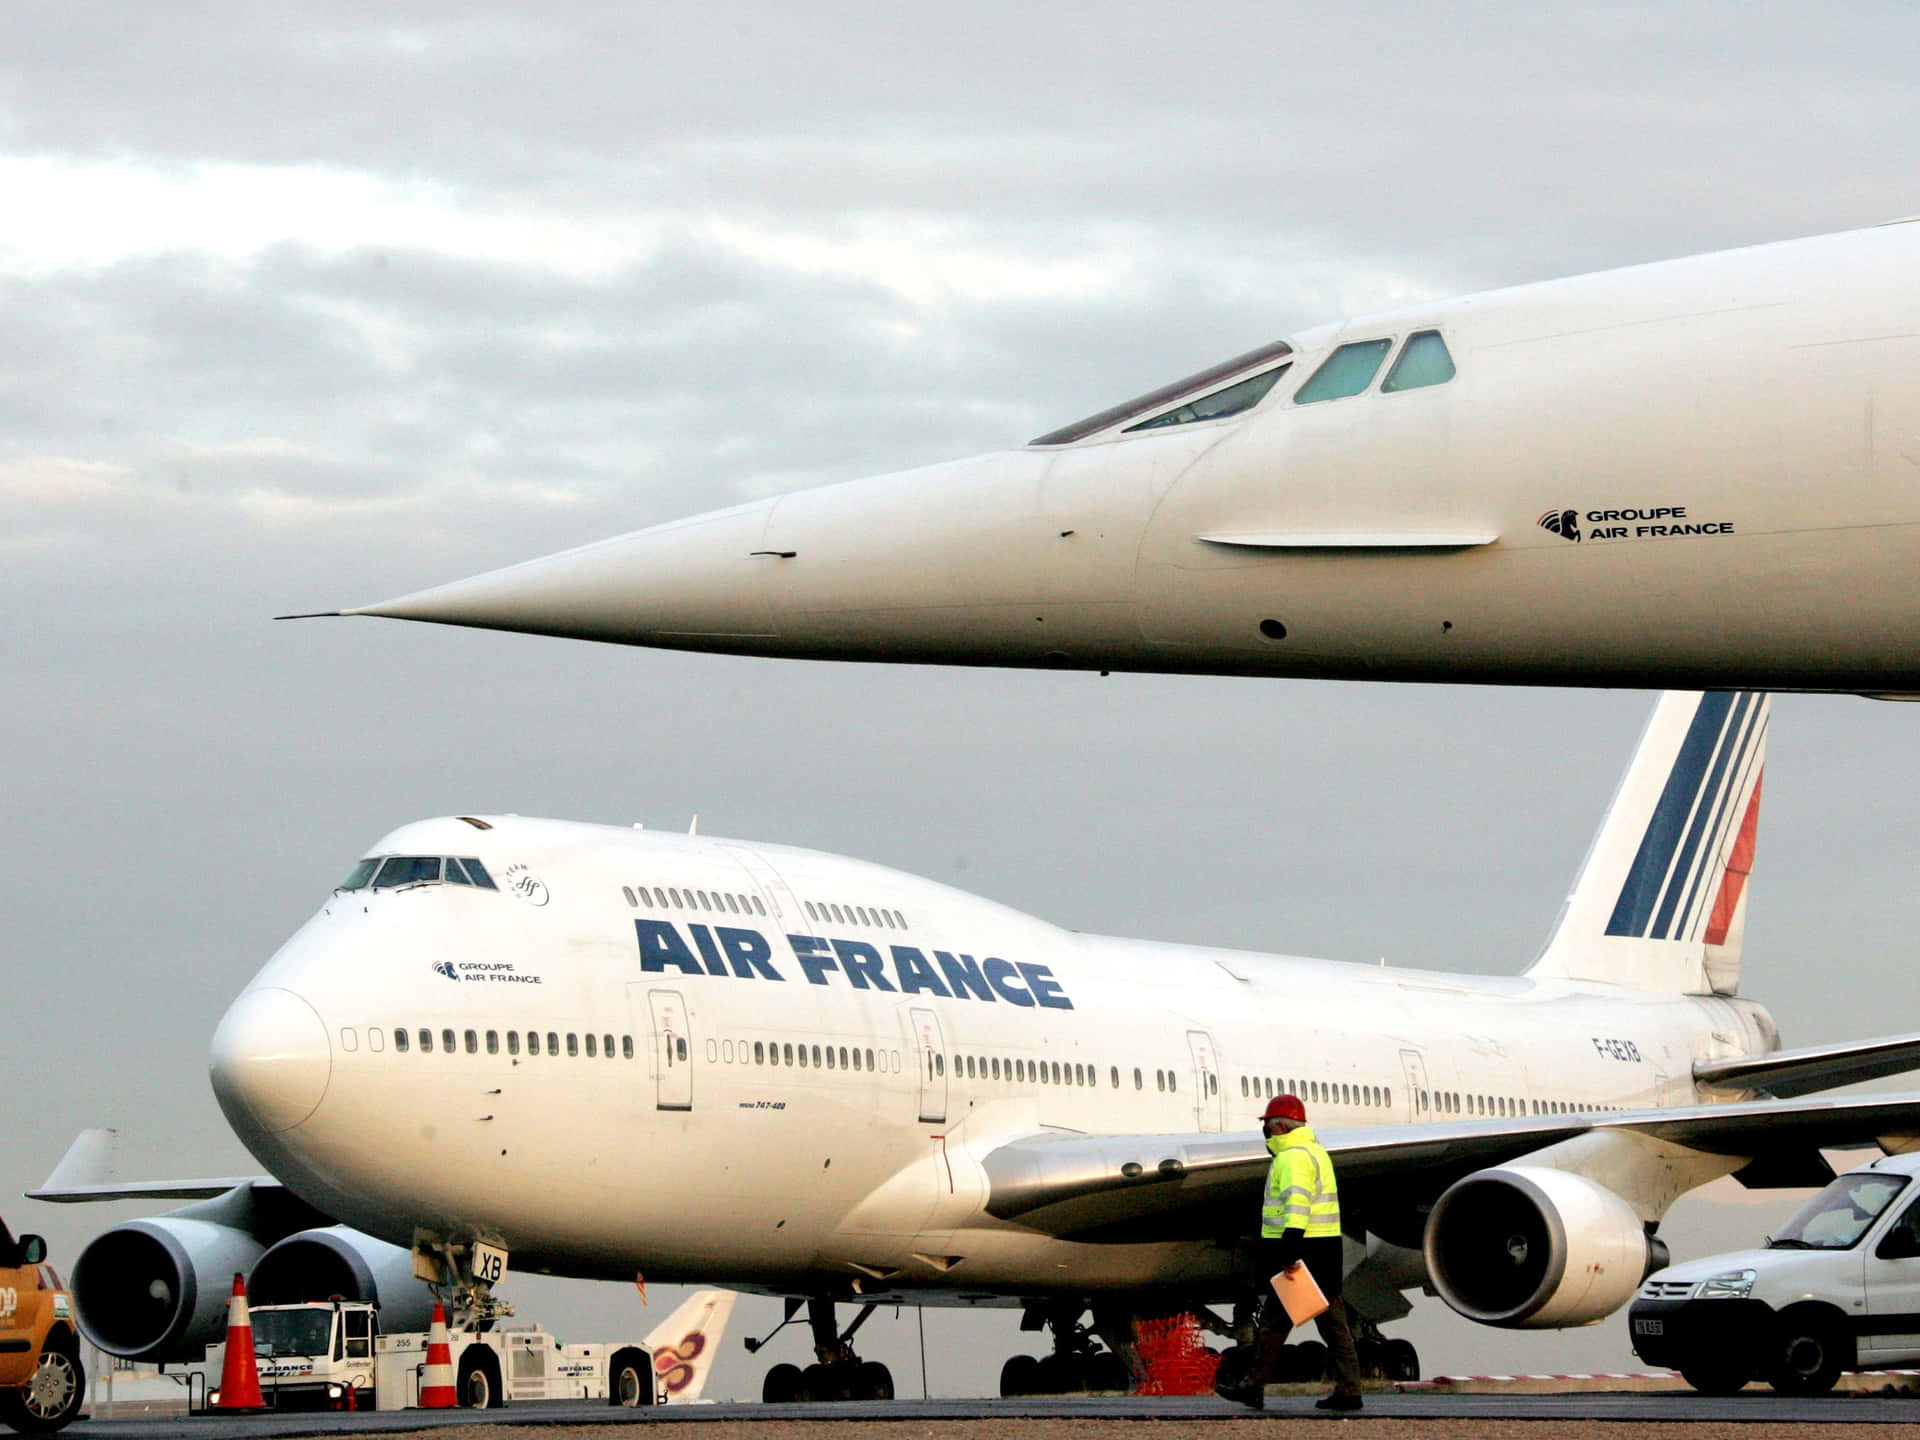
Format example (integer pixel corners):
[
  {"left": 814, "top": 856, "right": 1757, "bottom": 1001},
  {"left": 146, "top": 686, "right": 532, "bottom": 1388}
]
[{"left": 1240, "top": 1237, "right": 1362, "bottom": 1397}]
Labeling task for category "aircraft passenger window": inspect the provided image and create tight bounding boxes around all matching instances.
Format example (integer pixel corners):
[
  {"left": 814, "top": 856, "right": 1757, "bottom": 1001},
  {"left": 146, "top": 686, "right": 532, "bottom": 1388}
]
[
  {"left": 393, "top": 1028, "right": 410, "bottom": 1052},
  {"left": 1293, "top": 338, "right": 1393, "bottom": 404},
  {"left": 462, "top": 859, "right": 497, "bottom": 890},
  {"left": 547, "top": 1031, "right": 559, "bottom": 1055},
  {"left": 624, "top": 1036, "right": 634, "bottom": 1059},
  {"left": 463, "top": 1030, "right": 477, "bottom": 1054},
  {"left": 653, "top": 888, "right": 669, "bottom": 907},
  {"left": 368, "top": 1028, "right": 383, "bottom": 1053},
  {"left": 752, "top": 897, "right": 767, "bottom": 916},
  {"left": 882, "top": 911, "right": 896, "bottom": 929},
  {"left": 753, "top": 1041, "right": 765, "bottom": 1064},
  {"left": 340, "top": 1027, "right": 357, "bottom": 1052},
  {"left": 1381, "top": 330, "right": 1456, "bottom": 393},
  {"left": 340, "top": 858, "right": 380, "bottom": 891},
  {"left": 1241, "top": 1076, "right": 1249, "bottom": 1097},
  {"left": 622, "top": 886, "right": 635, "bottom": 906},
  {"left": 442, "top": 1028, "right": 456, "bottom": 1054},
  {"left": 1384, "top": 1088, "right": 1392, "bottom": 1107},
  {"left": 676, "top": 1037, "right": 687, "bottom": 1061},
  {"left": 507, "top": 1032, "right": 519, "bottom": 1056},
  {"left": 810, "top": 1044, "right": 821, "bottom": 1067},
  {"left": 891, "top": 910, "right": 906, "bottom": 928},
  {"left": 1168, "top": 1070, "right": 1177, "bottom": 1092},
  {"left": 445, "top": 860, "right": 473, "bottom": 886},
  {"left": 605, "top": 1034, "right": 615, "bottom": 1058},
  {"left": 1126, "top": 364, "right": 1290, "bottom": 433},
  {"left": 1209, "top": 1074, "right": 1218, "bottom": 1095},
  {"left": 724, "top": 893, "right": 740, "bottom": 914},
  {"left": 1134, "top": 1067, "right": 1143, "bottom": 1090},
  {"left": 1155, "top": 1069, "right": 1165, "bottom": 1092},
  {"left": 586, "top": 1034, "right": 598, "bottom": 1058},
  {"left": 561, "top": 1033, "right": 575, "bottom": 1057},
  {"left": 784, "top": 1043, "right": 794, "bottom": 1065},
  {"left": 485, "top": 1031, "right": 498, "bottom": 1055},
  {"left": 869, "top": 1049, "right": 878, "bottom": 1071},
  {"left": 805, "top": 901, "right": 819, "bottom": 920},
  {"left": 414, "top": 1028, "right": 430, "bottom": 1053}
]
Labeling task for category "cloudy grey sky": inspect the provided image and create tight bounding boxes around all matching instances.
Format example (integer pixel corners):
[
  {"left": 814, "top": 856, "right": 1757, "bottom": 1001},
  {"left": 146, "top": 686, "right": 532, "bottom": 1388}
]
[{"left": 7, "top": 1, "right": 1920, "bottom": 1395}]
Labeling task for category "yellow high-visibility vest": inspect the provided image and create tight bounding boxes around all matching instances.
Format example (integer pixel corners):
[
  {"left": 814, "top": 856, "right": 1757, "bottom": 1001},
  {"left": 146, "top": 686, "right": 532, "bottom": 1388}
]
[{"left": 1260, "top": 1125, "right": 1341, "bottom": 1239}]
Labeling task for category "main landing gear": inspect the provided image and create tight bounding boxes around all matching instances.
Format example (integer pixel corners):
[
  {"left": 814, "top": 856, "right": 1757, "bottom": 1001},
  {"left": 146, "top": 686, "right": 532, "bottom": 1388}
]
[
  {"left": 1215, "top": 1301, "right": 1421, "bottom": 1386},
  {"left": 754, "top": 1297, "right": 895, "bottom": 1402},
  {"left": 998, "top": 1302, "right": 1131, "bottom": 1396}
]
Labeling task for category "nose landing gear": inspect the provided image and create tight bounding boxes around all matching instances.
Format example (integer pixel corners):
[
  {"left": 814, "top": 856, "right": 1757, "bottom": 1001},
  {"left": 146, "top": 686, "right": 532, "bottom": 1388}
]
[{"left": 754, "top": 1297, "right": 895, "bottom": 1402}]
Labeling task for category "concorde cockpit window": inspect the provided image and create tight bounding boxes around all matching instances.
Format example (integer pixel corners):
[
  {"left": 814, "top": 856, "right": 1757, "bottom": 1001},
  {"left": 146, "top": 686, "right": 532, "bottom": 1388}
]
[
  {"left": 1029, "top": 339, "right": 1294, "bottom": 446},
  {"left": 1770, "top": 1172, "right": 1908, "bottom": 1250},
  {"left": 1293, "top": 338, "right": 1394, "bottom": 404},
  {"left": 339, "top": 855, "right": 500, "bottom": 892},
  {"left": 1124, "top": 364, "right": 1291, "bottom": 433},
  {"left": 1381, "top": 330, "right": 1456, "bottom": 392}
]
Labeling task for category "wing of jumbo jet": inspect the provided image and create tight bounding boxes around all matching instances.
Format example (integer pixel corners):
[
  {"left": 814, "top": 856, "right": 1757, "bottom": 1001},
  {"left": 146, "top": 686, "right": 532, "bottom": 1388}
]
[
  {"left": 1692, "top": 1032, "right": 1920, "bottom": 1098},
  {"left": 26, "top": 1128, "right": 293, "bottom": 1207},
  {"left": 982, "top": 1089, "right": 1920, "bottom": 1243}
]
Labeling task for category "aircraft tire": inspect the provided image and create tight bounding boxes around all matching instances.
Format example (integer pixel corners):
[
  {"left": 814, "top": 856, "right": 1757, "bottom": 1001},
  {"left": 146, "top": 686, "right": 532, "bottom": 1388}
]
[
  {"left": 857, "top": 1360, "right": 894, "bottom": 1400},
  {"left": 1032, "top": 1352, "right": 1080, "bottom": 1393},
  {"left": 608, "top": 1347, "right": 652, "bottom": 1406},
  {"left": 1383, "top": 1339, "right": 1420, "bottom": 1382},
  {"left": 761, "top": 1362, "right": 803, "bottom": 1404},
  {"left": 1087, "top": 1350, "right": 1130, "bottom": 1393},
  {"left": 999, "top": 1354, "right": 1040, "bottom": 1396}
]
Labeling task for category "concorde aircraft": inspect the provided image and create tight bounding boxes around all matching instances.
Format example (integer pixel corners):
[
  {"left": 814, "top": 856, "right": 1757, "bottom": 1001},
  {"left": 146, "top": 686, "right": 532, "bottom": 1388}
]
[
  {"left": 39, "top": 691, "right": 1920, "bottom": 1401},
  {"left": 313, "top": 220, "right": 1920, "bottom": 694}
]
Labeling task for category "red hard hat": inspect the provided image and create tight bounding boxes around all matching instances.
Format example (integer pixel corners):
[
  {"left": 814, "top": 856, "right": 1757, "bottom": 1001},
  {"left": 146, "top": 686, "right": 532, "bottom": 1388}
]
[{"left": 1261, "top": 1094, "right": 1306, "bottom": 1124}]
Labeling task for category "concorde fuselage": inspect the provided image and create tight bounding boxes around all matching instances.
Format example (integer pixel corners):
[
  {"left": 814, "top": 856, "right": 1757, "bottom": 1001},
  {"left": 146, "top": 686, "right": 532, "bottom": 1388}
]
[
  {"left": 353, "top": 221, "right": 1920, "bottom": 692},
  {"left": 210, "top": 815, "right": 1776, "bottom": 1302}
]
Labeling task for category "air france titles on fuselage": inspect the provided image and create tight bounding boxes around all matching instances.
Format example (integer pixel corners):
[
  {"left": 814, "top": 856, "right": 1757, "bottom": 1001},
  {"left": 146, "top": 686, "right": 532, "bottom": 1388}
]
[{"left": 633, "top": 919, "right": 1073, "bottom": 1008}]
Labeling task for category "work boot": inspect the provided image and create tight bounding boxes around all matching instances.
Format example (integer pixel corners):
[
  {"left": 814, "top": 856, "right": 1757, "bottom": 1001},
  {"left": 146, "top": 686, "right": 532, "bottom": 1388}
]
[
  {"left": 1314, "top": 1391, "right": 1363, "bottom": 1412},
  {"left": 1214, "top": 1379, "right": 1265, "bottom": 1411}
]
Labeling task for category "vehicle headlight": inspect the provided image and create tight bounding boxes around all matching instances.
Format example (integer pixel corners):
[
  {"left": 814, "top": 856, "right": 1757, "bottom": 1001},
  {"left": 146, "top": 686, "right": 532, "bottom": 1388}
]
[
  {"left": 1696, "top": 1268, "right": 1757, "bottom": 1299},
  {"left": 327, "top": 1384, "right": 343, "bottom": 1398}
]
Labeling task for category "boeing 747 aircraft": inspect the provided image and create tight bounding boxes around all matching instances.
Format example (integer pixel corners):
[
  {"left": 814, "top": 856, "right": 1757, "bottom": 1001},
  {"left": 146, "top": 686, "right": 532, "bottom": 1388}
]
[
  {"left": 318, "top": 221, "right": 1920, "bottom": 693},
  {"left": 39, "top": 691, "right": 1920, "bottom": 1400}
]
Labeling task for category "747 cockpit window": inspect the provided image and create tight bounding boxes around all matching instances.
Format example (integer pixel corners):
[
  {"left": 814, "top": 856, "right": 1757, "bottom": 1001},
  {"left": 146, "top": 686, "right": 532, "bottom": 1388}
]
[
  {"left": 338, "top": 856, "right": 499, "bottom": 892},
  {"left": 1029, "top": 339, "right": 1294, "bottom": 446}
]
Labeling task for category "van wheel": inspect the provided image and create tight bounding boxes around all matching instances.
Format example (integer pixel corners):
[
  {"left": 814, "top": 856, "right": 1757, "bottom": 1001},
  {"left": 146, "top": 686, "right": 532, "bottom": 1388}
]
[
  {"left": 0, "top": 1334, "right": 86, "bottom": 1432},
  {"left": 609, "top": 1348, "right": 653, "bottom": 1406},
  {"left": 1770, "top": 1312, "right": 1845, "bottom": 1396},
  {"left": 1679, "top": 1357, "right": 1748, "bottom": 1395}
]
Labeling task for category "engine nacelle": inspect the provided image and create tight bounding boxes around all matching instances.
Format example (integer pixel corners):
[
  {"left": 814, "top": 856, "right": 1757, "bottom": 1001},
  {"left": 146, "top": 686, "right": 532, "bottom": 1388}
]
[
  {"left": 71, "top": 1218, "right": 264, "bottom": 1362},
  {"left": 1423, "top": 1165, "right": 1659, "bottom": 1329},
  {"left": 249, "top": 1227, "right": 435, "bottom": 1335}
]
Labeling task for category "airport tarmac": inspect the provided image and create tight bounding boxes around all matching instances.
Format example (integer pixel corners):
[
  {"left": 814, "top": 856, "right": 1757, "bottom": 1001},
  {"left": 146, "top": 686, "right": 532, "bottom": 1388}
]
[{"left": 59, "top": 1391, "right": 1920, "bottom": 1436}]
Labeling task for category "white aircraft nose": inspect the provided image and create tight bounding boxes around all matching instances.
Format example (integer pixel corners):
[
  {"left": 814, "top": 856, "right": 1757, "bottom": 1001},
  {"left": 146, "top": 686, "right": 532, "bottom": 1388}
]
[{"left": 209, "top": 987, "right": 332, "bottom": 1136}]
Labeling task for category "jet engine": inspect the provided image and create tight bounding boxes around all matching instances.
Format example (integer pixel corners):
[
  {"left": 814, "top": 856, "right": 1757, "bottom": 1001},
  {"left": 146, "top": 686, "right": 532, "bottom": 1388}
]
[
  {"left": 249, "top": 1226, "right": 435, "bottom": 1335},
  {"left": 71, "top": 1217, "right": 265, "bottom": 1362},
  {"left": 1423, "top": 1165, "right": 1667, "bottom": 1329}
]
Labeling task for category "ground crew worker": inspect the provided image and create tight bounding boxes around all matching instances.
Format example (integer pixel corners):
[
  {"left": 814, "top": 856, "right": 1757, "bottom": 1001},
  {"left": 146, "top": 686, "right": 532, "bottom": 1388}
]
[{"left": 1215, "top": 1093, "right": 1364, "bottom": 1412}]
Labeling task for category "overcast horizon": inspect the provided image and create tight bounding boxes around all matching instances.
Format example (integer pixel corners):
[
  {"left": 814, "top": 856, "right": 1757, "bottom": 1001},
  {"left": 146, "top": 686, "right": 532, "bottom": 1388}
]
[{"left": 7, "top": 2, "right": 1920, "bottom": 1398}]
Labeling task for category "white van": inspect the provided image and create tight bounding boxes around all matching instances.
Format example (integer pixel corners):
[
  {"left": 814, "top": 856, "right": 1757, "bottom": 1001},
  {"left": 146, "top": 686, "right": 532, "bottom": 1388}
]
[{"left": 1628, "top": 1151, "right": 1920, "bottom": 1395}]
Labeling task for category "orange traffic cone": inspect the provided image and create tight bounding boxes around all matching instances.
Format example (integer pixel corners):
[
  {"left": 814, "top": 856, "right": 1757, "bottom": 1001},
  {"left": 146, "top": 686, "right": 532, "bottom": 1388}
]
[
  {"left": 419, "top": 1302, "right": 457, "bottom": 1408},
  {"left": 211, "top": 1273, "right": 267, "bottom": 1412}
]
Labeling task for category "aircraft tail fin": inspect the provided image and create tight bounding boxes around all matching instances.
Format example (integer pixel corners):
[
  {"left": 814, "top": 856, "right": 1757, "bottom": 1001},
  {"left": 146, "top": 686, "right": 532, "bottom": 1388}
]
[
  {"left": 642, "top": 1288, "right": 736, "bottom": 1403},
  {"left": 1527, "top": 690, "right": 1768, "bottom": 995}
]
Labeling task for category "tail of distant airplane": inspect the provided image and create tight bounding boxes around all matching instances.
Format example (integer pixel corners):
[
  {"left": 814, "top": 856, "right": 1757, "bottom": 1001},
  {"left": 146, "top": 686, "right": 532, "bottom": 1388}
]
[
  {"left": 643, "top": 1288, "right": 735, "bottom": 1403},
  {"left": 1527, "top": 690, "right": 1767, "bottom": 995}
]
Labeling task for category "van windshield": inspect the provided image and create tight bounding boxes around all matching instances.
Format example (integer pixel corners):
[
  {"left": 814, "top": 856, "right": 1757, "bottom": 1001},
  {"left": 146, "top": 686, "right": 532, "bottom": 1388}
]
[{"left": 1770, "top": 1172, "right": 1907, "bottom": 1250}]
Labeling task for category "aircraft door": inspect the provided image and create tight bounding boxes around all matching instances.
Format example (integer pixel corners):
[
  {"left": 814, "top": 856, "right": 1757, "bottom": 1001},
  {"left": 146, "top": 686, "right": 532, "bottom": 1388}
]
[
  {"left": 1186, "top": 1030, "right": 1223, "bottom": 1131},
  {"left": 903, "top": 1006, "right": 947, "bottom": 1124},
  {"left": 641, "top": 987, "right": 693, "bottom": 1111},
  {"left": 1399, "top": 1049, "right": 1429, "bottom": 1121}
]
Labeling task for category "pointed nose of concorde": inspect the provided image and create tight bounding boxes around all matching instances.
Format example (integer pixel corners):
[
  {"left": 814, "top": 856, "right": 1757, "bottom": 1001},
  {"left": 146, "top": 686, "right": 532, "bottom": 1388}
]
[
  {"left": 342, "top": 449, "right": 1063, "bottom": 658},
  {"left": 208, "top": 987, "right": 332, "bottom": 1144}
]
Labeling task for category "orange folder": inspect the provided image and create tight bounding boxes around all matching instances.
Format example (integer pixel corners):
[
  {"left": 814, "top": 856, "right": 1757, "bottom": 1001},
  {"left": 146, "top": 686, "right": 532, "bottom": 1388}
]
[{"left": 1270, "top": 1262, "right": 1329, "bottom": 1325}]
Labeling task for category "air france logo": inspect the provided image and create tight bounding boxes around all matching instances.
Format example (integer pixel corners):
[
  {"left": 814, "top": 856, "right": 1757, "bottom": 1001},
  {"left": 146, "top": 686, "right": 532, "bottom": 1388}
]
[
  {"left": 432, "top": 959, "right": 459, "bottom": 982},
  {"left": 634, "top": 920, "right": 1073, "bottom": 1009},
  {"left": 502, "top": 864, "right": 549, "bottom": 906},
  {"left": 1538, "top": 508, "right": 1581, "bottom": 543}
]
